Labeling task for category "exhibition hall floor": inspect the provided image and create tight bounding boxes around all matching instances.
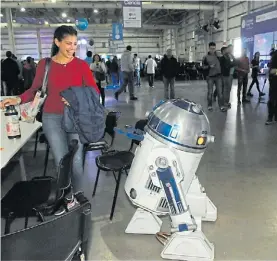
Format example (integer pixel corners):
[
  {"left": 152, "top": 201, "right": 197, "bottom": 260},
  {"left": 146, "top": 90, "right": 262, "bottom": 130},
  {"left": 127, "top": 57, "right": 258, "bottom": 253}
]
[{"left": 2, "top": 78, "right": 277, "bottom": 260}]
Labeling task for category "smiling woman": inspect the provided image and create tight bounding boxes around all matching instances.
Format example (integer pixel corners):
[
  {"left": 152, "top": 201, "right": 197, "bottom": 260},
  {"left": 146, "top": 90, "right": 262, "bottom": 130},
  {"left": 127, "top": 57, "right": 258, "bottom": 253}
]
[{"left": 0, "top": 25, "right": 100, "bottom": 211}]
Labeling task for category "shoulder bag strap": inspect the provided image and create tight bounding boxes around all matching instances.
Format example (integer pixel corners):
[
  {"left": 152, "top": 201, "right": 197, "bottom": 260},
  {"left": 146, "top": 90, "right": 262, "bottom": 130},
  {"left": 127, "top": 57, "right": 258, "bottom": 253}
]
[{"left": 41, "top": 57, "right": 51, "bottom": 96}]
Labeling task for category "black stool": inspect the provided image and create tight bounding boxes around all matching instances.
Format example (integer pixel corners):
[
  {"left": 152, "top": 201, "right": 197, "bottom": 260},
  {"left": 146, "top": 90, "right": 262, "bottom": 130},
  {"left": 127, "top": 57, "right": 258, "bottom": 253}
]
[{"left": 92, "top": 150, "right": 134, "bottom": 220}]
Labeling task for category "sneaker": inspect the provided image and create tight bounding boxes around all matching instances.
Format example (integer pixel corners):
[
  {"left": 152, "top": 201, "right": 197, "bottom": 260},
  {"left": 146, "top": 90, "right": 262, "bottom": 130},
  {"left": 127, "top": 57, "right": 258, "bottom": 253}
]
[
  {"left": 208, "top": 106, "right": 213, "bottom": 111},
  {"left": 220, "top": 107, "right": 227, "bottom": 112},
  {"left": 114, "top": 92, "right": 119, "bottom": 101},
  {"left": 247, "top": 92, "right": 253, "bottom": 97},
  {"left": 227, "top": 103, "right": 231, "bottom": 109},
  {"left": 54, "top": 197, "right": 79, "bottom": 216},
  {"left": 265, "top": 119, "right": 275, "bottom": 125},
  {"left": 130, "top": 96, "right": 138, "bottom": 101},
  {"left": 259, "top": 92, "right": 266, "bottom": 97}
]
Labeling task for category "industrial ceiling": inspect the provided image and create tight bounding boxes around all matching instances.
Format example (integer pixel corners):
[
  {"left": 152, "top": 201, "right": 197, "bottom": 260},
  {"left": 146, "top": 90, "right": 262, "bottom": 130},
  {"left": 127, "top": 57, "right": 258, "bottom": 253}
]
[{"left": 1, "top": 1, "right": 217, "bottom": 27}]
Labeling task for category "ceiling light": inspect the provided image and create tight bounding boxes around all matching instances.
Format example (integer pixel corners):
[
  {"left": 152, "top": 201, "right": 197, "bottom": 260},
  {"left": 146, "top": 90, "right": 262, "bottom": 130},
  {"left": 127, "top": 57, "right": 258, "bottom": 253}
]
[
  {"left": 67, "top": 19, "right": 70, "bottom": 23},
  {"left": 0, "top": 14, "right": 3, "bottom": 17},
  {"left": 20, "top": 7, "right": 26, "bottom": 12},
  {"left": 44, "top": 21, "right": 49, "bottom": 25},
  {"left": 93, "top": 9, "right": 98, "bottom": 13},
  {"left": 61, "top": 12, "right": 67, "bottom": 18}
]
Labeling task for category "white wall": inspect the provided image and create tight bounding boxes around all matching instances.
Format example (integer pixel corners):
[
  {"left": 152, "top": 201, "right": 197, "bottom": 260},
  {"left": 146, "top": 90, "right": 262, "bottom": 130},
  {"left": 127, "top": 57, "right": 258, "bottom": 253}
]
[
  {"left": 177, "top": 0, "right": 276, "bottom": 62},
  {"left": 1, "top": 27, "right": 162, "bottom": 61}
]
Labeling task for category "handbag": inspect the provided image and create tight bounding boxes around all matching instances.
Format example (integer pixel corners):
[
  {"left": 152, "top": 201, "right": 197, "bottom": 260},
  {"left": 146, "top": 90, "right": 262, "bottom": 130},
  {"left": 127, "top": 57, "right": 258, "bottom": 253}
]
[{"left": 20, "top": 58, "right": 51, "bottom": 123}]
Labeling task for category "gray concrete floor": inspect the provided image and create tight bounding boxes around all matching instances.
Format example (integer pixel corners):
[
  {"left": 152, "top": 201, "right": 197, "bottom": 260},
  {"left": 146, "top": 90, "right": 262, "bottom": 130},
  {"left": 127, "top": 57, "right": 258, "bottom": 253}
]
[{"left": 1, "top": 78, "right": 277, "bottom": 260}]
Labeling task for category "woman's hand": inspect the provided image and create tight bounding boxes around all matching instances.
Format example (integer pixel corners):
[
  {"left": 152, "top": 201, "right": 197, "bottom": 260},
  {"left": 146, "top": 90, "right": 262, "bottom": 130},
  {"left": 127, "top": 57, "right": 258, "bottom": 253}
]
[
  {"left": 61, "top": 97, "right": 70, "bottom": 106},
  {"left": 0, "top": 97, "right": 21, "bottom": 109}
]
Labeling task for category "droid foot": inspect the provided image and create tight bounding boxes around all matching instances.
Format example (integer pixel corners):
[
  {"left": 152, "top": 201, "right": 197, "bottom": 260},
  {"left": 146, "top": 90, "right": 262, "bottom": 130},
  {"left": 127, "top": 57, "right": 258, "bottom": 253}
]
[
  {"left": 160, "top": 231, "right": 214, "bottom": 261},
  {"left": 202, "top": 196, "right": 217, "bottom": 222},
  {"left": 125, "top": 208, "right": 162, "bottom": 234}
]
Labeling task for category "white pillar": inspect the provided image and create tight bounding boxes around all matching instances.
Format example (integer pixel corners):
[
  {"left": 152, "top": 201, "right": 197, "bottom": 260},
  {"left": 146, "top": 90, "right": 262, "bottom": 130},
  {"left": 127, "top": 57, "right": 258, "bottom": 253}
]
[
  {"left": 174, "top": 28, "right": 179, "bottom": 60},
  {"left": 158, "top": 36, "right": 162, "bottom": 54},
  {"left": 5, "top": 8, "right": 16, "bottom": 54},
  {"left": 170, "top": 29, "right": 173, "bottom": 50},
  {"left": 36, "top": 28, "right": 43, "bottom": 59},
  {"left": 223, "top": 0, "right": 228, "bottom": 44}
]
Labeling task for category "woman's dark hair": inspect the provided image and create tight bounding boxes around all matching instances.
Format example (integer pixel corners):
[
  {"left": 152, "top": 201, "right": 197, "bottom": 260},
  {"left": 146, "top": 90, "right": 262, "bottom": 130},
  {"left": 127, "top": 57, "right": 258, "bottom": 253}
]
[
  {"left": 93, "top": 54, "right": 101, "bottom": 63},
  {"left": 26, "top": 56, "right": 32, "bottom": 63},
  {"left": 51, "top": 25, "right": 78, "bottom": 57},
  {"left": 254, "top": 52, "right": 260, "bottom": 60}
]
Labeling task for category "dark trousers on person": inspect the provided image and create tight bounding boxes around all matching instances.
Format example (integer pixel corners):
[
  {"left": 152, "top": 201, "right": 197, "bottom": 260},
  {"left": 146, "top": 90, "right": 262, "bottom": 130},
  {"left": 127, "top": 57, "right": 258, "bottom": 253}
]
[
  {"left": 237, "top": 74, "right": 248, "bottom": 101},
  {"left": 268, "top": 77, "right": 277, "bottom": 121},
  {"left": 148, "top": 74, "right": 154, "bottom": 87},
  {"left": 5, "top": 79, "right": 18, "bottom": 96},
  {"left": 248, "top": 76, "right": 261, "bottom": 93},
  {"left": 96, "top": 81, "right": 105, "bottom": 106},
  {"left": 222, "top": 75, "right": 232, "bottom": 106}
]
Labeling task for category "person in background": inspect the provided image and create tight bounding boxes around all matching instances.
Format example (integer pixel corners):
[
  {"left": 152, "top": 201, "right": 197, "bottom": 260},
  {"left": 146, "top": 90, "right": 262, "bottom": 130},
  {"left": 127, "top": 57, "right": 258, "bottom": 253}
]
[
  {"left": 266, "top": 48, "right": 277, "bottom": 125},
  {"left": 1, "top": 51, "right": 20, "bottom": 96},
  {"left": 145, "top": 55, "right": 157, "bottom": 88},
  {"left": 0, "top": 26, "right": 99, "bottom": 210},
  {"left": 161, "top": 49, "right": 178, "bottom": 99},
  {"left": 220, "top": 47, "right": 233, "bottom": 109},
  {"left": 247, "top": 52, "right": 265, "bottom": 97},
  {"left": 90, "top": 54, "right": 107, "bottom": 106},
  {"left": 106, "top": 58, "right": 112, "bottom": 84},
  {"left": 115, "top": 45, "right": 138, "bottom": 101},
  {"left": 202, "top": 42, "right": 226, "bottom": 112},
  {"left": 236, "top": 48, "right": 250, "bottom": 104},
  {"left": 227, "top": 44, "right": 236, "bottom": 86},
  {"left": 23, "top": 56, "right": 36, "bottom": 90},
  {"left": 110, "top": 56, "right": 119, "bottom": 87},
  {"left": 133, "top": 53, "right": 141, "bottom": 87},
  {"left": 84, "top": 51, "right": 93, "bottom": 66}
]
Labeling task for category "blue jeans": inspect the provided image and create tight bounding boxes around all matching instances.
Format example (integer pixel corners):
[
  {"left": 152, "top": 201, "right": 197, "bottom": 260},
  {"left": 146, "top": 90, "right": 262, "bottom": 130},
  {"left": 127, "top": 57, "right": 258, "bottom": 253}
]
[
  {"left": 111, "top": 72, "right": 119, "bottom": 86},
  {"left": 207, "top": 76, "right": 223, "bottom": 107},
  {"left": 42, "top": 113, "right": 84, "bottom": 193},
  {"left": 117, "top": 71, "right": 135, "bottom": 97}
]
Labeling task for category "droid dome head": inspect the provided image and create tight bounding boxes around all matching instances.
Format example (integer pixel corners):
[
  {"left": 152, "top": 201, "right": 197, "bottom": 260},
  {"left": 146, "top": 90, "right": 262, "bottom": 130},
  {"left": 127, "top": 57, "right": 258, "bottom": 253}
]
[{"left": 146, "top": 99, "right": 214, "bottom": 153}]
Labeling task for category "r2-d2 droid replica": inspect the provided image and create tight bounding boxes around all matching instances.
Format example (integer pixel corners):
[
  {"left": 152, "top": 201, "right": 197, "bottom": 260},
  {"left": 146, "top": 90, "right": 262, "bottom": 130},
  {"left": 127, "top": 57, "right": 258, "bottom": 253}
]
[{"left": 124, "top": 99, "right": 217, "bottom": 261}]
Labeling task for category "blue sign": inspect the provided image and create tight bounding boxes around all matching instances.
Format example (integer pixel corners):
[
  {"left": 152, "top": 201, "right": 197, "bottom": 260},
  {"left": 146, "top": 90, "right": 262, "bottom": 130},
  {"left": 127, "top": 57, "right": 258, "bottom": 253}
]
[
  {"left": 112, "top": 23, "right": 123, "bottom": 41},
  {"left": 241, "top": 7, "right": 277, "bottom": 59}
]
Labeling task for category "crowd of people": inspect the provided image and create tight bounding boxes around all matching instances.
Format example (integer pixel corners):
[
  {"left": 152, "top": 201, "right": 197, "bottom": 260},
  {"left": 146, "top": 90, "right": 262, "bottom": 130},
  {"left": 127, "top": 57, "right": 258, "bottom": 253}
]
[
  {"left": 202, "top": 41, "right": 277, "bottom": 124},
  {"left": 1, "top": 52, "right": 37, "bottom": 96}
]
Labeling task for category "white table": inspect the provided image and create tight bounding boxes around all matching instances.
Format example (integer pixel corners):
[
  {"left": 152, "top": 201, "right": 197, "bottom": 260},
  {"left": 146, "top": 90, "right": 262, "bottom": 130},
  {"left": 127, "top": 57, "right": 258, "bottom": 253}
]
[{"left": 0, "top": 108, "right": 42, "bottom": 180}]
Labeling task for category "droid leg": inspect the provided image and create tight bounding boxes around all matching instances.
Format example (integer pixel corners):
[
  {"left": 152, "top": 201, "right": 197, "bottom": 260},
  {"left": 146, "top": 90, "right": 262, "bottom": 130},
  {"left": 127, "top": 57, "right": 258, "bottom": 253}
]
[
  {"left": 155, "top": 165, "right": 214, "bottom": 261},
  {"left": 187, "top": 175, "right": 217, "bottom": 222},
  {"left": 125, "top": 208, "right": 162, "bottom": 235}
]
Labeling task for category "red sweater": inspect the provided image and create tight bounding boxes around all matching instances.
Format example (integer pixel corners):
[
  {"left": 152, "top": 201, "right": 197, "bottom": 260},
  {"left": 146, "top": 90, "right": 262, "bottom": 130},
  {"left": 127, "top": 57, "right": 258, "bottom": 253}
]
[{"left": 20, "top": 57, "right": 99, "bottom": 114}]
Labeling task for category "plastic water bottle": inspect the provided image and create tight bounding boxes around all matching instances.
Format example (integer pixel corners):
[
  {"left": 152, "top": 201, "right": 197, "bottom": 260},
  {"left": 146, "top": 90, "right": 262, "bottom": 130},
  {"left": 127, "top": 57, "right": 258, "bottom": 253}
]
[{"left": 5, "top": 105, "right": 21, "bottom": 139}]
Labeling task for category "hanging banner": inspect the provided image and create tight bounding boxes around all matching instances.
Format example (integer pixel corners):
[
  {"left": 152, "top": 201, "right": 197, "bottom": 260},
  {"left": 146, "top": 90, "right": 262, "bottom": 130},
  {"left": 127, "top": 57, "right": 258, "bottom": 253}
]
[
  {"left": 241, "top": 6, "right": 277, "bottom": 60},
  {"left": 123, "top": 0, "right": 142, "bottom": 28},
  {"left": 112, "top": 23, "right": 123, "bottom": 41}
]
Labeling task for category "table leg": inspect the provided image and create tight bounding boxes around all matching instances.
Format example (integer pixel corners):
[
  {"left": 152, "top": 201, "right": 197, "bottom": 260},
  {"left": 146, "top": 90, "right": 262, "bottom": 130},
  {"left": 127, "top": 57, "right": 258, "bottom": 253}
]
[{"left": 19, "top": 154, "right": 27, "bottom": 181}]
